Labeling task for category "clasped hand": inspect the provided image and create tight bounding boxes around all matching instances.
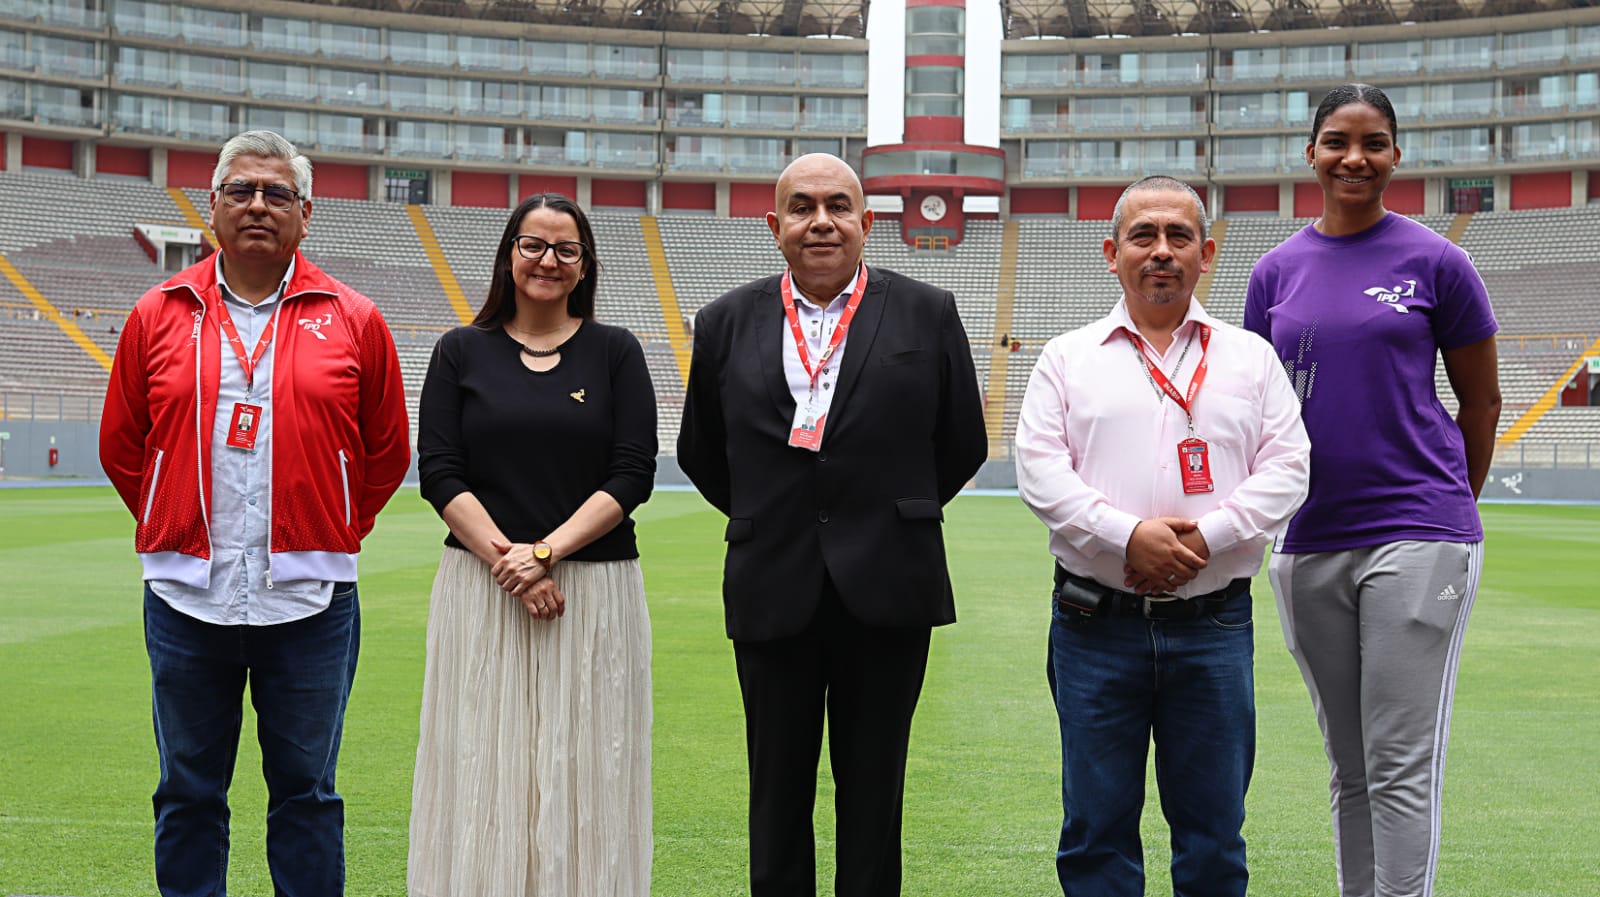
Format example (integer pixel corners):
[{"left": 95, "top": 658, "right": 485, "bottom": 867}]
[
  {"left": 489, "top": 538, "right": 566, "bottom": 620},
  {"left": 1123, "top": 517, "right": 1210, "bottom": 595}
]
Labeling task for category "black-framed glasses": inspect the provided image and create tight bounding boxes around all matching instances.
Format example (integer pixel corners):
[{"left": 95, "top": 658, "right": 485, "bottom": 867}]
[
  {"left": 217, "top": 182, "right": 303, "bottom": 210},
  {"left": 513, "top": 235, "right": 587, "bottom": 265}
]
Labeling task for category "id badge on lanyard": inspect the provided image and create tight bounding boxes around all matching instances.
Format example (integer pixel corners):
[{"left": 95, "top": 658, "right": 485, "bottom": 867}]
[
  {"left": 783, "top": 266, "right": 866, "bottom": 452},
  {"left": 216, "top": 297, "right": 280, "bottom": 452},
  {"left": 1128, "top": 324, "right": 1215, "bottom": 495}
]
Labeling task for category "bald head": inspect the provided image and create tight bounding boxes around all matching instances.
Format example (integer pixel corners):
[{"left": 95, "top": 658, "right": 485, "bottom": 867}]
[
  {"left": 774, "top": 153, "right": 864, "bottom": 211},
  {"left": 767, "top": 153, "right": 873, "bottom": 304}
]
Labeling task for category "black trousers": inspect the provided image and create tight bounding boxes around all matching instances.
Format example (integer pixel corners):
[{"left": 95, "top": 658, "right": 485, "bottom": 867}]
[{"left": 733, "top": 579, "right": 933, "bottom": 897}]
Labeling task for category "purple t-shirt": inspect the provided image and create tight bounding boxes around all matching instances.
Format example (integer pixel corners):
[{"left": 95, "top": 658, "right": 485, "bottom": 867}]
[{"left": 1244, "top": 213, "right": 1498, "bottom": 552}]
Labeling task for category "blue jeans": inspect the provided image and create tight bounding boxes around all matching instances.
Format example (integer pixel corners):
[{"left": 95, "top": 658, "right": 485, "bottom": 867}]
[
  {"left": 1045, "top": 588, "right": 1255, "bottom": 897},
  {"left": 144, "top": 583, "right": 360, "bottom": 897}
]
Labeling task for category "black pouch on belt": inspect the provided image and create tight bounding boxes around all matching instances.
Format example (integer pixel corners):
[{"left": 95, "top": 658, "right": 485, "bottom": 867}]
[{"left": 1052, "top": 565, "right": 1111, "bottom": 619}]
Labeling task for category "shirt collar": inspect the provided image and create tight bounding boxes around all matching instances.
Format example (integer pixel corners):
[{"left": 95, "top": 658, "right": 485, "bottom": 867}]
[
  {"left": 214, "top": 254, "right": 296, "bottom": 311},
  {"left": 1094, "top": 296, "right": 1214, "bottom": 347},
  {"left": 790, "top": 266, "right": 863, "bottom": 312}
]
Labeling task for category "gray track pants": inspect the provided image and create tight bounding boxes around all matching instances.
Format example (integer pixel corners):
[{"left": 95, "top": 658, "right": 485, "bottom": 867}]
[{"left": 1269, "top": 540, "right": 1482, "bottom": 897}]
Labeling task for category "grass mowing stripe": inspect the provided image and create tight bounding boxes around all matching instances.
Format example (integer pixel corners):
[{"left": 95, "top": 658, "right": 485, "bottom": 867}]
[{"left": 1, "top": 488, "right": 1595, "bottom": 896}]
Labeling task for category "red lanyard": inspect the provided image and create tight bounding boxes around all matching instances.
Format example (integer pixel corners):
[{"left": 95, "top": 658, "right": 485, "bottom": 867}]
[
  {"left": 213, "top": 293, "right": 281, "bottom": 386},
  {"left": 1126, "top": 324, "right": 1210, "bottom": 418},
  {"left": 780, "top": 264, "right": 867, "bottom": 386}
]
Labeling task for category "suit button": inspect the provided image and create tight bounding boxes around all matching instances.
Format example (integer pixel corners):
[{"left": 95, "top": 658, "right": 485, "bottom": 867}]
[
  {"left": 818, "top": 451, "right": 828, "bottom": 462},
  {"left": 818, "top": 510, "right": 829, "bottom": 523}
]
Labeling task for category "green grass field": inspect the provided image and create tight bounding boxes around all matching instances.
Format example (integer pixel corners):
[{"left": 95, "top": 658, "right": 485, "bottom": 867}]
[{"left": 2, "top": 487, "right": 1596, "bottom": 896}]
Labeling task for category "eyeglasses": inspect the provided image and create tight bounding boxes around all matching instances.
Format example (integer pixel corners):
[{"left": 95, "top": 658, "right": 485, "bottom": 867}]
[
  {"left": 513, "top": 236, "right": 587, "bottom": 265},
  {"left": 217, "top": 182, "right": 303, "bottom": 211}
]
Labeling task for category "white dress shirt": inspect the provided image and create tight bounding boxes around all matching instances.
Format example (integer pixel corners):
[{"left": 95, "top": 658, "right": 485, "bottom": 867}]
[
  {"left": 781, "top": 268, "right": 861, "bottom": 422},
  {"left": 1015, "top": 298, "right": 1311, "bottom": 596},
  {"left": 151, "top": 256, "right": 335, "bottom": 625}
]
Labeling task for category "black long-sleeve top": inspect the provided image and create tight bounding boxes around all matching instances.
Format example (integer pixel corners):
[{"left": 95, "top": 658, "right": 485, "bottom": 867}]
[{"left": 418, "top": 320, "right": 657, "bottom": 560}]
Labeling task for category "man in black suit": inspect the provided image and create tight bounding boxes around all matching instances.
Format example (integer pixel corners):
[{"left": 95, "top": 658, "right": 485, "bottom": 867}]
[{"left": 678, "top": 153, "right": 987, "bottom": 897}]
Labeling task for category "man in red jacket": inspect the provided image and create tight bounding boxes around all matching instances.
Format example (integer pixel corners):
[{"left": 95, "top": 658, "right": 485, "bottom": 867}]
[{"left": 99, "top": 130, "right": 411, "bottom": 897}]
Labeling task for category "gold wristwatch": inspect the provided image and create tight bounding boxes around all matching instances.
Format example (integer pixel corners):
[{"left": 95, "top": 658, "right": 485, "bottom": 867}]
[{"left": 532, "top": 540, "right": 554, "bottom": 567}]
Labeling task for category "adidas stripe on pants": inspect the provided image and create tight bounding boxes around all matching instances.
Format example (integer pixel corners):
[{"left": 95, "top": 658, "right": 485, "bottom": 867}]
[{"left": 1269, "top": 540, "right": 1482, "bottom": 897}]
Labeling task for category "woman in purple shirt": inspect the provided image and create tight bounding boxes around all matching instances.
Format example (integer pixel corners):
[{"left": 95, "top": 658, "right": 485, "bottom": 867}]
[{"left": 1245, "top": 84, "right": 1502, "bottom": 897}]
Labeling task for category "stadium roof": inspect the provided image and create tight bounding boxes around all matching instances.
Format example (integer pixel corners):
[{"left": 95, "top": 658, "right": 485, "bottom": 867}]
[
  {"left": 1001, "top": 0, "right": 1595, "bottom": 38},
  {"left": 335, "top": 0, "right": 868, "bottom": 37}
]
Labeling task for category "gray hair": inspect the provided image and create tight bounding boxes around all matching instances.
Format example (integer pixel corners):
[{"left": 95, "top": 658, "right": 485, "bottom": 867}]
[
  {"left": 1110, "top": 175, "right": 1207, "bottom": 243},
  {"left": 211, "top": 130, "right": 313, "bottom": 200}
]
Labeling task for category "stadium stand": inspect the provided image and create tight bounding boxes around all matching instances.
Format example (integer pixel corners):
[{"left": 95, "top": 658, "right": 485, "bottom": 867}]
[{"left": 2, "top": 169, "right": 1597, "bottom": 466}]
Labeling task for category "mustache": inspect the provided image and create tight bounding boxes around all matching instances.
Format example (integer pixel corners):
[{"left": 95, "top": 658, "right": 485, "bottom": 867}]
[{"left": 1141, "top": 262, "right": 1179, "bottom": 276}]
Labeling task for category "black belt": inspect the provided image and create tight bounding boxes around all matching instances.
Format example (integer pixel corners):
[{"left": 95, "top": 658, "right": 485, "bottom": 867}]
[{"left": 1053, "top": 564, "right": 1249, "bottom": 622}]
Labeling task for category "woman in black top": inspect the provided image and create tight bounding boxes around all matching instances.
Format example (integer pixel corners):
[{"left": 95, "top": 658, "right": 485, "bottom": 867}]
[{"left": 408, "top": 194, "right": 657, "bottom": 896}]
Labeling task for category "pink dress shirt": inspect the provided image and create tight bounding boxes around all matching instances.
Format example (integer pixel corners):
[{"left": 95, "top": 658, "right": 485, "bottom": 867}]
[{"left": 1015, "top": 298, "right": 1311, "bottom": 597}]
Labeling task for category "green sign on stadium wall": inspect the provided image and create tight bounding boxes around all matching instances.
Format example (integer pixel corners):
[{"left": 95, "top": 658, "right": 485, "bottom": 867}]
[{"left": 386, "top": 168, "right": 430, "bottom": 180}]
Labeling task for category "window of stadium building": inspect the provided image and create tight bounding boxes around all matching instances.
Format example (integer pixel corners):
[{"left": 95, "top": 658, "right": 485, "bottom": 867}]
[
  {"left": 176, "top": 53, "right": 239, "bottom": 95},
  {"left": 176, "top": 6, "right": 243, "bottom": 46},
  {"left": 667, "top": 135, "right": 724, "bottom": 170},
  {"left": 1217, "top": 136, "right": 1282, "bottom": 174},
  {"left": 33, "top": 85, "right": 95, "bottom": 128},
  {"left": 1354, "top": 40, "right": 1423, "bottom": 77},
  {"left": 116, "top": 46, "right": 171, "bottom": 88},
  {"left": 529, "top": 41, "right": 590, "bottom": 78},
  {"left": 667, "top": 92, "right": 723, "bottom": 127},
  {"left": 394, "top": 120, "right": 449, "bottom": 157},
  {"left": 798, "top": 54, "right": 864, "bottom": 89},
  {"left": 1142, "top": 139, "right": 1201, "bottom": 174},
  {"left": 1384, "top": 85, "right": 1424, "bottom": 121},
  {"left": 1501, "top": 28, "right": 1566, "bottom": 69},
  {"left": 1284, "top": 45, "right": 1345, "bottom": 82},
  {"left": 594, "top": 88, "right": 652, "bottom": 123},
  {"left": 906, "top": 6, "right": 963, "bottom": 56},
  {"left": 1003, "top": 98, "right": 1064, "bottom": 134},
  {"left": 455, "top": 125, "right": 508, "bottom": 162},
  {"left": 113, "top": 0, "right": 168, "bottom": 37},
  {"left": 456, "top": 80, "right": 520, "bottom": 116},
  {"left": 1430, "top": 35, "right": 1493, "bottom": 72},
  {"left": 798, "top": 96, "right": 863, "bottom": 131},
  {"left": 1579, "top": 73, "right": 1600, "bottom": 109},
  {"left": 1424, "top": 127, "right": 1492, "bottom": 166},
  {"left": 595, "top": 44, "right": 657, "bottom": 80},
  {"left": 593, "top": 132, "right": 655, "bottom": 168},
  {"left": 1581, "top": 26, "right": 1600, "bottom": 61},
  {"left": 668, "top": 49, "right": 725, "bottom": 83},
  {"left": 35, "top": 36, "right": 100, "bottom": 79},
  {"left": 1, "top": 78, "right": 25, "bottom": 118},
  {"left": 726, "top": 93, "right": 795, "bottom": 129},
  {"left": 1430, "top": 81, "right": 1495, "bottom": 119},
  {"left": 391, "top": 75, "right": 451, "bottom": 112},
  {"left": 172, "top": 100, "right": 228, "bottom": 142},
  {"left": 1504, "top": 75, "right": 1567, "bottom": 116},
  {"left": 317, "top": 68, "right": 378, "bottom": 107},
  {"left": 532, "top": 85, "right": 587, "bottom": 120},
  {"left": 1510, "top": 123, "right": 1569, "bottom": 162},
  {"left": 1080, "top": 52, "right": 1136, "bottom": 86},
  {"left": 391, "top": 30, "right": 451, "bottom": 68},
  {"left": 1071, "top": 96, "right": 1138, "bottom": 132},
  {"left": 245, "top": 110, "right": 311, "bottom": 146},
  {"left": 1217, "top": 92, "right": 1279, "bottom": 128},
  {"left": 1576, "top": 120, "right": 1598, "bottom": 156},
  {"left": 1144, "top": 95, "right": 1201, "bottom": 131},
  {"left": 1003, "top": 54, "right": 1072, "bottom": 89},
  {"left": 1217, "top": 48, "right": 1278, "bottom": 83},
  {"left": 113, "top": 94, "right": 164, "bottom": 133},
  {"left": 1022, "top": 143, "right": 1069, "bottom": 178},
  {"left": 247, "top": 61, "right": 310, "bottom": 102},
  {"left": 1074, "top": 141, "right": 1135, "bottom": 177},
  {"left": 319, "top": 23, "right": 379, "bottom": 61},
  {"left": 1144, "top": 51, "right": 1204, "bottom": 86},
  {"left": 318, "top": 115, "right": 365, "bottom": 153},
  {"left": 729, "top": 50, "right": 794, "bottom": 85},
  {"left": 0, "top": 29, "right": 20, "bottom": 71},
  {"left": 255, "top": 16, "right": 312, "bottom": 54},
  {"left": 459, "top": 35, "right": 519, "bottom": 73}
]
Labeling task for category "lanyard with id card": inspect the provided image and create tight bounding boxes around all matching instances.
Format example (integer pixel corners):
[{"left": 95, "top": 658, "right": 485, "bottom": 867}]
[
  {"left": 782, "top": 265, "right": 867, "bottom": 451},
  {"left": 215, "top": 294, "right": 280, "bottom": 452},
  {"left": 1126, "top": 324, "right": 1214, "bottom": 494}
]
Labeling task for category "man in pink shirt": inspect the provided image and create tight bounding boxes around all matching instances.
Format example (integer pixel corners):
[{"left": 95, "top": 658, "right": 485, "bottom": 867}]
[{"left": 1015, "top": 176, "right": 1311, "bottom": 897}]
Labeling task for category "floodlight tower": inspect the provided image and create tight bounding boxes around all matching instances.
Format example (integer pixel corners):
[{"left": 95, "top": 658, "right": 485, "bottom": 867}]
[{"left": 860, "top": 0, "right": 1004, "bottom": 248}]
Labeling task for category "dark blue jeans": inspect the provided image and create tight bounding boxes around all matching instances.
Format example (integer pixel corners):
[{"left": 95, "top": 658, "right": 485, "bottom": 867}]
[
  {"left": 143, "top": 583, "right": 360, "bottom": 897},
  {"left": 1045, "top": 589, "right": 1255, "bottom": 897}
]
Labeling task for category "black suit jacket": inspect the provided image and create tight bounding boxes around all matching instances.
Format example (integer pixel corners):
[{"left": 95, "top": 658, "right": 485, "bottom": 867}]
[{"left": 678, "top": 266, "right": 988, "bottom": 642}]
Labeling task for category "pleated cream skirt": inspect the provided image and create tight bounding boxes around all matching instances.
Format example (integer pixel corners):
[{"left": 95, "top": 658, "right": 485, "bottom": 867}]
[{"left": 408, "top": 547, "right": 652, "bottom": 897}]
